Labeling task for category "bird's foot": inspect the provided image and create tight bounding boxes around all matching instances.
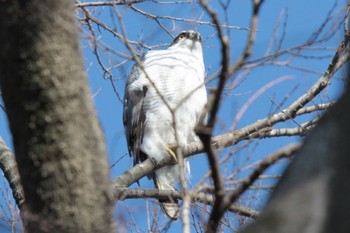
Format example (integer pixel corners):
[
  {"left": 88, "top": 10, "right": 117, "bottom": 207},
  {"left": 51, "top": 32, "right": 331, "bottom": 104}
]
[{"left": 166, "top": 146, "right": 178, "bottom": 163}]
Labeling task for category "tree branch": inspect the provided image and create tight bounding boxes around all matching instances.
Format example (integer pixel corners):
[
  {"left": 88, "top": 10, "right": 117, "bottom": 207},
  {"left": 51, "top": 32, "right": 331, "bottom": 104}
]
[
  {"left": 198, "top": 1, "right": 264, "bottom": 230},
  {"left": 75, "top": 0, "right": 146, "bottom": 8},
  {"left": 0, "top": 136, "right": 24, "bottom": 207},
  {"left": 114, "top": 187, "right": 260, "bottom": 219},
  {"left": 112, "top": 99, "right": 335, "bottom": 188},
  {"left": 224, "top": 143, "right": 301, "bottom": 208}
]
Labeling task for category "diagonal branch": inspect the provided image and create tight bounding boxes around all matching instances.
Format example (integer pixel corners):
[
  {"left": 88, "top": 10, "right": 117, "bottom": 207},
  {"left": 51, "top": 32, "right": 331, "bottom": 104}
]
[
  {"left": 223, "top": 143, "right": 301, "bottom": 209},
  {"left": 112, "top": 84, "right": 340, "bottom": 189},
  {"left": 204, "top": 143, "right": 300, "bottom": 233},
  {"left": 0, "top": 136, "right": 24, "bottom": 207}
]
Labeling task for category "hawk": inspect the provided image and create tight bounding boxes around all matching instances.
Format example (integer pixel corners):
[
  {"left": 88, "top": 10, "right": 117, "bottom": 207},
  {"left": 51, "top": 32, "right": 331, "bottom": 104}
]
[{"left": 123, "top": 30, "right": 207, "bottom": 219}]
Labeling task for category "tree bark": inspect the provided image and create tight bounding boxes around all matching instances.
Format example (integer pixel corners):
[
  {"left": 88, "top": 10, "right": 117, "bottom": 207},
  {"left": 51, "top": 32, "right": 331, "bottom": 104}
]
[
  {"left": 0, "top": 136, "right": 24, "bottom": 207},
  {"left": 0, "top": 1, "right": 113, "bottom": 233}
]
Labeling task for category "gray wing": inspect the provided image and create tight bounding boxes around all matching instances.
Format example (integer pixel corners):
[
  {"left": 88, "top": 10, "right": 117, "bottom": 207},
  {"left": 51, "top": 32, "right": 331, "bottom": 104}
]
[{"left": 123, "top": 64, "right": 148, "bottom": 166}]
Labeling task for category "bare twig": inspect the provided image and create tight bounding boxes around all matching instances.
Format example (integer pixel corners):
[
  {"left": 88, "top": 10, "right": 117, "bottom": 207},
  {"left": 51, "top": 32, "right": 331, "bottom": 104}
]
[
  {"left": 231, "top": 75, "right": 295, "bottom": 130},
  {"left": 76, "top": 0, "right": 147, "bottom": 8},
  {"left": 128, "top": 4, "right": 251, "bottom": 31},
  {"left": 223, "top": 143, "right": 301, "bottom": 210},
  {"left": 80, "top": 7, "right": 124, "bottom": 103}
]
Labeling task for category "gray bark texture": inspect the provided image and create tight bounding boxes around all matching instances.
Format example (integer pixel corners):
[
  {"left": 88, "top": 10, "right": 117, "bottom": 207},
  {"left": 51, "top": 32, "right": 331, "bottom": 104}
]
[
  {"left": 0, "top": 1, "right": 113, "bottom": 233},
  {"left": 242, "top": 77, "right": 350, "bottom": 232},
  {"left": 0, "top": 136, "right": 24, "bottom": 207}
]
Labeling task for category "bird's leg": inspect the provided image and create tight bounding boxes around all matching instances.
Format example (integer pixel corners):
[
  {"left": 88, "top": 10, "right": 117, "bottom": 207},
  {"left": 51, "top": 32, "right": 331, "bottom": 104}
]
[{"left": 166, "top": 146, "right": 178, "bottom": 163}]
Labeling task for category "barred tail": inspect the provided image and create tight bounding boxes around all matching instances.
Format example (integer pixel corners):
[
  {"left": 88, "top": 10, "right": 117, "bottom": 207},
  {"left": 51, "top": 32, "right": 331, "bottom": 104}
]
[{"left": 154, "top": 166, "right": 180, "bottom": 220}]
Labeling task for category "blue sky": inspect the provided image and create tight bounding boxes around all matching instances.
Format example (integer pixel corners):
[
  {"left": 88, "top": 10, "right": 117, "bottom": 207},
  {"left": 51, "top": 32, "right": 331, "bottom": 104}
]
[{"left": 0, "top": 0, "right": 347, "bottom": 232}]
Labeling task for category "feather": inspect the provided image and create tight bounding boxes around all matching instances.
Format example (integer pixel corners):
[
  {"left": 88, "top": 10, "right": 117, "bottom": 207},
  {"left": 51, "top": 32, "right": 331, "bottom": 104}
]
[{"left": 123, "top": 30, "right": 207, "bottom": 219}]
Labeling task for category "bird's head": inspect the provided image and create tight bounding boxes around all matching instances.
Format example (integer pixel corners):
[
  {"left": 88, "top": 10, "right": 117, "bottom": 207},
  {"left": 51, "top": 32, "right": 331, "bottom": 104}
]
[{"left": 169, "top": 30, "right": 203, "bottom": 53}]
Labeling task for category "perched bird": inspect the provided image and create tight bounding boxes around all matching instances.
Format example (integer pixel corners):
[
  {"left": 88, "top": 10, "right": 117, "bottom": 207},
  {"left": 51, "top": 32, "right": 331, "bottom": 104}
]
[{"left": 123, "top": 30, "right": 207, "bottom": 219}]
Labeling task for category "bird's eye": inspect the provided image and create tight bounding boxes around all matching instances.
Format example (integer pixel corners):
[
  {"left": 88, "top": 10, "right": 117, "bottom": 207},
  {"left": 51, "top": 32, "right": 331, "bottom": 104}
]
[{"left": 179, "top": 34, "right": 185, "bottom": 40}]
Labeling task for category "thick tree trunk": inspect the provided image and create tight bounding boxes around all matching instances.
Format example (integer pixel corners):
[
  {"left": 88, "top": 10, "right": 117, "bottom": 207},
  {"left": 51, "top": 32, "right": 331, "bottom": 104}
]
[{"left": 0, "top": 1, "right": 113, "bottom": 233}]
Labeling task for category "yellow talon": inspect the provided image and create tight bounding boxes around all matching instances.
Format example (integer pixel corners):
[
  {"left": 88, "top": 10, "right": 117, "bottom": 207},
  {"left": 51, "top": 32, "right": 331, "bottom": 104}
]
[{"left": 166, "top": 146, "right": 177, "bottom": 163}]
